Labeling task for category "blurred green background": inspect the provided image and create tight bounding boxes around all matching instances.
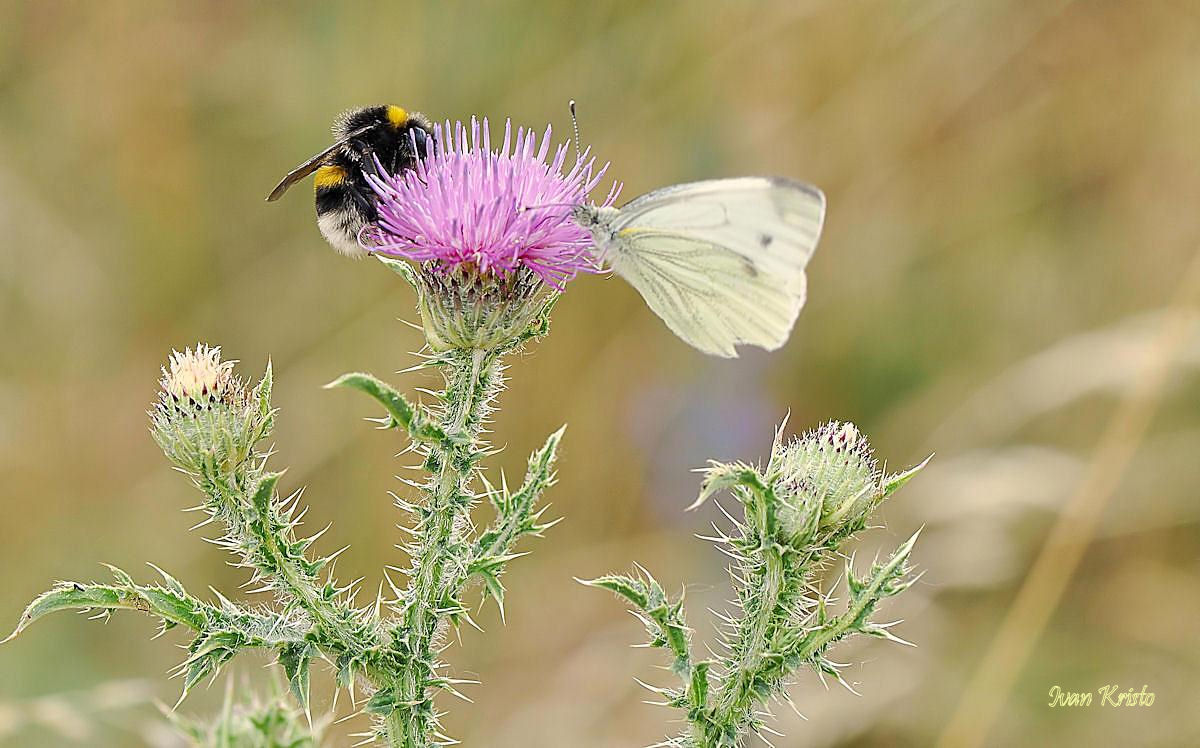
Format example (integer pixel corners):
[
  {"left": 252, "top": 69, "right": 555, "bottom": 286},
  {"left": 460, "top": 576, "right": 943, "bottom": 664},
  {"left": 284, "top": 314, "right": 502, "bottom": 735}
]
[{"left": 1, "top": 1, "right": 1198, "bottom": 746}]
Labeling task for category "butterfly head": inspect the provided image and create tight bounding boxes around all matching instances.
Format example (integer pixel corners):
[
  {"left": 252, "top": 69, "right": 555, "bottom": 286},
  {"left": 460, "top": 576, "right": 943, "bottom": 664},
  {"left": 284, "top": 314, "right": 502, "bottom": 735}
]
[
  {"left": 570, "top": 203, "right": 596, "bottom": 227},
  {"left": 571, "top": 203, "right": 618, "bottom": 232}
]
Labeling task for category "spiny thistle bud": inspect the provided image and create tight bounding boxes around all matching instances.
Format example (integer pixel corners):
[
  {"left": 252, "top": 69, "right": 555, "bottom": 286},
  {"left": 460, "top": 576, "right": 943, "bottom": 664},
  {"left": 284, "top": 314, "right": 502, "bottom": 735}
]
[
  {"left": 772, "top": 421, "right": 927, "bottom": 546},
  {"left": 150, "top": 345, "right": 272, "bottom": 477},
  {"left": 363, "top": 118, "right": 617, "bottom": 351}
]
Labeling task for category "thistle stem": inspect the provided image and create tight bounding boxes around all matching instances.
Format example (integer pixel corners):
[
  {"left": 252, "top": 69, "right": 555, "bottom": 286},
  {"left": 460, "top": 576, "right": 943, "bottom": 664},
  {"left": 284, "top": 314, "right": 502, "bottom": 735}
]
[
  {"left": 392, "top": 347, "right": 498, "bottom": 747},
  {"left": 715, "top": 546, "right": 785, "bottom": 717},
  {"left": 702, "top": 478, "right": 795, "bottom": 740},
  {"left": 205, "top": 470, "right": 374, "bottom": 657}
]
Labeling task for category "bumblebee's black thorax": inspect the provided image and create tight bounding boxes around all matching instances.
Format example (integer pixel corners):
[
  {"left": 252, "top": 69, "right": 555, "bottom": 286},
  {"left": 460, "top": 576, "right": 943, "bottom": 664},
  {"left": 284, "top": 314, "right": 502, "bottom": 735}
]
[{"left": 309, "top": 105, "right": 433, "bottom": 256}]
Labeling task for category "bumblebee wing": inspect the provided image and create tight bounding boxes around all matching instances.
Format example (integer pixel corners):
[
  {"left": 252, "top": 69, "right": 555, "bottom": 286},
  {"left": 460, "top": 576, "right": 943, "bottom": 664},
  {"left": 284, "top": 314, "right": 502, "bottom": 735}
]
[
  {"left": 265, "top": 123, "right": 378, "bottom": 201},
  {"left": 608, "top": 177, "right": 825, "bottom": 357}
]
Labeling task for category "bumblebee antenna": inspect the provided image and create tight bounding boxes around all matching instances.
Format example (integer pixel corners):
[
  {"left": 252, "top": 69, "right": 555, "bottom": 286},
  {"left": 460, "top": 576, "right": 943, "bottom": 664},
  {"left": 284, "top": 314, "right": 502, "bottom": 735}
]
[{"left": 568, "top": 100, "right": 583, "bottom": 164}]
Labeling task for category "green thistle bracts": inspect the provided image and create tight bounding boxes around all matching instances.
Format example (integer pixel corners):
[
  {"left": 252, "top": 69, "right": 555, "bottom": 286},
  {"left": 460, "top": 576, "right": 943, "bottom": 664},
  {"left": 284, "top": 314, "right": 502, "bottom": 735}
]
[{"left": 412, "top": 262, "right": 556, "bottom": 352}]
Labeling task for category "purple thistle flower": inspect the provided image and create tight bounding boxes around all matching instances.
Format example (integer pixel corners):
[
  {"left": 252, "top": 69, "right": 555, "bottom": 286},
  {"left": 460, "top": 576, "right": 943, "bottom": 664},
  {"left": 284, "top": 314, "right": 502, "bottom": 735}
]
[{"left": 363, "top": 117, "right": 619, "bottom": 290}]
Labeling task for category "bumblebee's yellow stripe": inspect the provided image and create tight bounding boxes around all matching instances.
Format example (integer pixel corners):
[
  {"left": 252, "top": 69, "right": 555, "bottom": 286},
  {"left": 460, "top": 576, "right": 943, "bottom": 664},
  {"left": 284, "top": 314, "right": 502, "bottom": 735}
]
[
  {"left": 386, "top": 105, "right": 409, "bottom": 128},
  {"left": 314, "top": 165, "right": 346, "bottom": 190}
]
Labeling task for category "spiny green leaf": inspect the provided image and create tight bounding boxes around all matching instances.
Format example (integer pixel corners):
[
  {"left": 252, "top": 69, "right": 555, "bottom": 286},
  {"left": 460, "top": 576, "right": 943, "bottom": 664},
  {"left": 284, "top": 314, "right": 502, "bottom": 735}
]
[
  {"left": 326, "top": 372, "right": 415, "bottom": 425},
  {"left": 578, "top": 574, "right": 649, "bottom": 610},
  {"left": 881, "top": 454, "right": 933, "bottom": 498},
  {"left": 687, "top": 462, "right": 766, "bottom": 511},
  {"left": 365, "top": 686, "right": 398, "bottom": 716},
  {"left": 480, "top": 572, "right": 506, "bottom": 618},
  {"left": 4, "top": 564, "right": 307, "bottom": 705},
  {"left": 147, "top": 562, "right": 186, "bottom": 596},
  {"left": 326, "top": 372, "right": 458, "bottom": 446},
  {"left": 139, "top": 588, "right": 205, "bottom": 631},
  {"left": 104, "top": 563, "right": 136, "bottom": 588},
  {"left": 4, "top": 583, "right": 122, "bottom": 642},
  {"left": 250, "top": 472, "right": 283, "bottom": 514},
  {"left": 466, "top": 552, "right": 527, "bottom": 577},
  {"left": 850, "top": 529, "right": 920, "bottom": 604},
  {"left": 278, "top": 641, "right": 317, "bottom": 714},
  {"left": 785, "top": 529, "right": 923, "bottom": 668},
  {"left": 181, "top": 631, "right": 244, "bottom": 698},
  {"left": 529, "top": 424, "right": 565, "bottom": 474},
  {"left": 255, "top": 361, "right": 274, "bottom": 418},
  {"left": 468, "top": 425, "right": 565, "bottom": 601},
  {"left": 188, "top": 630, "right": 249, "bottom": 659},
  {"left": 335, "top": 654, "right": 357, "bottom": 690}
]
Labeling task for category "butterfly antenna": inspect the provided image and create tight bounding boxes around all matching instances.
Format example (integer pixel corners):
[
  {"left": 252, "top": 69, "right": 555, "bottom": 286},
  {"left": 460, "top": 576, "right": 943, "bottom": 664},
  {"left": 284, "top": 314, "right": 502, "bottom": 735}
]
[
  {"left": 568, "top": 99, "right": 583, "bottom": 164},
  {"left": 519, "top": 200, "right": 576, "bottom": 213}
]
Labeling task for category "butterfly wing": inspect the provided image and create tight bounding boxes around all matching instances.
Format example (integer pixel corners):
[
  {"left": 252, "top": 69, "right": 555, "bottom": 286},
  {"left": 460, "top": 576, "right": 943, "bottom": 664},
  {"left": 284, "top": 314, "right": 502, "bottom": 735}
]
[{"left": 606, "top": 177, "right": 825, "bottom": 357}]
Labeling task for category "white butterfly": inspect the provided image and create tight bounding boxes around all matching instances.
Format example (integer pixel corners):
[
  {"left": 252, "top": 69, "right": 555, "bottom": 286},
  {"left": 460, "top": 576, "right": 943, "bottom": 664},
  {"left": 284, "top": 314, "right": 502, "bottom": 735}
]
[{"left": 573, "top": 177, "right": 826, "bottom": 358}]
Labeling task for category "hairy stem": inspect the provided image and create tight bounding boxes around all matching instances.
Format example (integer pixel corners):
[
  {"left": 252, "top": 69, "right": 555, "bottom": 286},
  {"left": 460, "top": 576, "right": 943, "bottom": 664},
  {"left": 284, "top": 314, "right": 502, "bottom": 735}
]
[
  {"left": 710, "top": 548, "right": 786, "bottom": 738},
  {"left": 392, "top": 348, "right": 497, "bottom": 747},
  {"left": 708, "top": 479, "right": 792, "bottom": 732},
  {"left": 699, "top": 477, "right": 819, "bottom": 746},
  {"left": 206, "top": 470, "right": 375, "bottom": 657}
]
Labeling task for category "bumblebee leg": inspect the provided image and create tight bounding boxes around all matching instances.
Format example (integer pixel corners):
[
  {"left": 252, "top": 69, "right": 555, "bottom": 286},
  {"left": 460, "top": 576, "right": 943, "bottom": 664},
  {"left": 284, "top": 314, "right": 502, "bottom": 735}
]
[{"left": 348, "top": 140, "right": 381, "bottom": 178}]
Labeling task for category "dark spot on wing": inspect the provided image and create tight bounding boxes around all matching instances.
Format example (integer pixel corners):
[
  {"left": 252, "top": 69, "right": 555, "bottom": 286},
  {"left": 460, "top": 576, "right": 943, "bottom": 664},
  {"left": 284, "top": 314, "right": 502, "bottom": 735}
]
[
  {"left": 742, "top": 257, "right": 759, "bottom": 277},
  {"left": 759, "top": 233, "right": 773, "bottom": 248}
]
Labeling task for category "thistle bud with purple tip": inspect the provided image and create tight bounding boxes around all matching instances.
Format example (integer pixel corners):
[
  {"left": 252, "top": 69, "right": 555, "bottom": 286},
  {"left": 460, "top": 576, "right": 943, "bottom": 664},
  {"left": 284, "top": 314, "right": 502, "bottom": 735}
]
[{"left": 772, "top": 420, "right": 928, "bottom": 547}]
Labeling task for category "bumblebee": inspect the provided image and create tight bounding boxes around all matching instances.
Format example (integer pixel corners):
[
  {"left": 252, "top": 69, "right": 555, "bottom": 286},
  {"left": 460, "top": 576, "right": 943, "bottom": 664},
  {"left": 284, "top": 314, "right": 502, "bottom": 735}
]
[{"left": 267, "top": 105, "right": 434, "bottom": 256}]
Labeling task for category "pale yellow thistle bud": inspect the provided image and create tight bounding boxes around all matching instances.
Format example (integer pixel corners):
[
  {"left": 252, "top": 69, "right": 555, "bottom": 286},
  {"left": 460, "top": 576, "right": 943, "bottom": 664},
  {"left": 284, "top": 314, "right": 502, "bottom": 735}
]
[
  {"left": 151, "top": 345, "right": 272, "bottom": 478},
  {"left": 161, "top": 344, "right": 241, "bottom": 407}
]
